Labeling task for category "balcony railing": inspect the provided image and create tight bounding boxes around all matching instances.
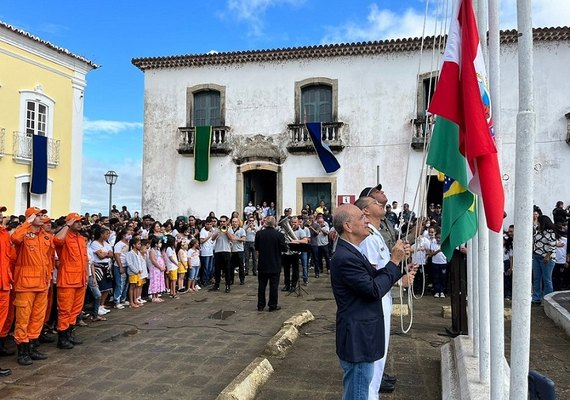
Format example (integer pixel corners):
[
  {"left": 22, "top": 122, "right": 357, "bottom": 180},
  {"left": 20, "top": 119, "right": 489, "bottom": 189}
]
[
  {"left": 12, "top": 132, "right": 60, "bottom": 167},
  {"left": 410, "top": 116, "right": 433, "bottom": 150},
  {"left": 0, "top": 128, "right": 5, "bottom": 157},
  {"left": 177, "top": 126, "right": 231, "bottom": 155},
  {"left": 286, "top": 122, "right": 344, "bottom": 153}
]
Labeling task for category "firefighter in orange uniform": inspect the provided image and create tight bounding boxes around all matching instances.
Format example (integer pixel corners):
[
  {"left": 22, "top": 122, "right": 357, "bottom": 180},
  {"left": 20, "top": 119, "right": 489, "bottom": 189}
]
[
  {"left": 0, "top": 206, "right": 14, "bottom": 376},
  {"left": 11, "top": 207, "right": 52, "bottom": 366},
  {"left": 53, "top": 213, "right": 88, "bottom": 349},
  {"left": 40, "top": 216, "right": 56, "bottom": 344}
]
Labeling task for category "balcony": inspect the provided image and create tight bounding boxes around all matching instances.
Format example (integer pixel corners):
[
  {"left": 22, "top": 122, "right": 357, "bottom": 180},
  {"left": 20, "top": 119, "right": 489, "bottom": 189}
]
[
  {"left": 0, "top": 128, "right": 5, "bottom": 158},
  {"left": 410, "top": 116, "right": 433, "bottom": 150},
  {"left": 286, "top": 122, "right": 344, "bottom": 154},
  {"left": 177, "top": 126, "right": 231, "bottom": 156},
  {"left": 12, "top": 132, "right": 60, "bottom": 167}
]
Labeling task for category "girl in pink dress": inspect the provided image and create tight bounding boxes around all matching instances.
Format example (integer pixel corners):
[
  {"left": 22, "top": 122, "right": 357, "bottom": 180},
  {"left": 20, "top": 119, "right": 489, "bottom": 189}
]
[{"left": 147, "top": 236, "right": 166, "bottom": 302}]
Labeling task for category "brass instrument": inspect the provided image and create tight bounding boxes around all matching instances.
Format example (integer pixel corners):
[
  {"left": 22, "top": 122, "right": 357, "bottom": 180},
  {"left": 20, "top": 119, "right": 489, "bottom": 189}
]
[
  {"left": 220, "top": 225, "right": 228, "bottom": 233},
  {"left": 278, "top": 216, "right": 297, "bottom": 243}
]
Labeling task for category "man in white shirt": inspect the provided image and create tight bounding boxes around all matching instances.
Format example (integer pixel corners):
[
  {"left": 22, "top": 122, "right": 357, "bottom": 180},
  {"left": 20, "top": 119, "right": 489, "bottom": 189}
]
[
  {"left": 229, "top": 218, "right": 246, "bottom": 285},
  {"left": 199, "top": 217, "right": 216, "bottom": 286},
  {"left": 244, "top": 201, "right": 256, "bottom": 216}
]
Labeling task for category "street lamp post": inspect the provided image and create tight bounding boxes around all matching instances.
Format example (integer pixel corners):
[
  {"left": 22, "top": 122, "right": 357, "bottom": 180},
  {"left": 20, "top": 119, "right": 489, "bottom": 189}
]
[{"left": 104, "top": 170, "right": 118, "bottom": 217}]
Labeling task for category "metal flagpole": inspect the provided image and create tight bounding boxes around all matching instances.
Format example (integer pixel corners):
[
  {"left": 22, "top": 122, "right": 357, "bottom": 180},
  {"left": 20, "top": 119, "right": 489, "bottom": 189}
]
[
  {"left": 467, "top": 239, "right": 474, "bottom": 341},
  {"left": 510, "top": 0, "right": 535, "bottom": 398},
  {"left": 488, "top": 0, "right": 505, "bottom": 397},
  {"left": 471, "top": 231, "right": 479, "bottom": 356},
  {"left": 476, "top": 0, "right": 490, "bottom": 385}
]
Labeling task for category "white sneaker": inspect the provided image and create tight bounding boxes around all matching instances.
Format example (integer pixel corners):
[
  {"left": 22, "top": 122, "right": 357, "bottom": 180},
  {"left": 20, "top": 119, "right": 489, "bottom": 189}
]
[
  {"left": 440, "top": 293, "right": 446, "bottom": 298},
  {"left": 115, "top": 303, "right": 125, "bottom": 310},
  {"left": 123, "top": 301, "right": 130, "bottom": 305},
  {"left": 98, "top": 308, "right": 109, "bottom": 316},
  {"left": 434, "top": 293, "right": 440, "bottom": 298},
  {"left": 195, "top": 285, "right": 201, "bottom": 290}
]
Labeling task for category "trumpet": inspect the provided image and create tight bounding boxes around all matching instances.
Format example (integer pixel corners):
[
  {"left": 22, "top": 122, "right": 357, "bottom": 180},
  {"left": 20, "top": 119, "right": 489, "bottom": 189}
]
[{"left": 220, "top": 225, "right": 228, "bottom": 233}]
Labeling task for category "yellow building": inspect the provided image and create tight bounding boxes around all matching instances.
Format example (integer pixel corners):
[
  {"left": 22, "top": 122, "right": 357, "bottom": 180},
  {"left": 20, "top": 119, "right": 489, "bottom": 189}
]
[{"left": 0, "top": 21, "right": 97, "bottom": 217}]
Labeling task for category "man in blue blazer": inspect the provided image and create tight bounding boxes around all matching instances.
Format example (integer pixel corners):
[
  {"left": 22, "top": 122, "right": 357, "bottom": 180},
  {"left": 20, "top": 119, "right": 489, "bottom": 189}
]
[{"left": 331, "top": 204, "right": 414, "bottom": 400}]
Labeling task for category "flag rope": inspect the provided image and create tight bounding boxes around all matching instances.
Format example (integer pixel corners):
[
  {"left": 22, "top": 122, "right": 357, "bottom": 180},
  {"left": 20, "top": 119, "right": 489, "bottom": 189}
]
[{"left": 397, "top": 0, "right": 452, "bottom": 334}]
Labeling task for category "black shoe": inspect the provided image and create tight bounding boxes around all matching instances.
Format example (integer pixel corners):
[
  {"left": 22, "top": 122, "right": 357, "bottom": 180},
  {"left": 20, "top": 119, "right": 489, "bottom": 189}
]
[
  {"left": 17, "top": 343, "right": 33, "bottom": 366},
  {"left": 257, "top": 307, "right": 264, "bottom": 312},
  {"left": 0, "top": 338, "right": 14, "bottom": 357},
  {"left": 240, "top": 280, "right": 245, "bottom": 285},
  {"left": 380, "top": 379, "right": 396, "bottom": 393},
  {"left": 39, "top": 329, "right": 55, "bottom": 344},
  {"left": 29, "top": 340, "right": 48, "bottom": 360},
  {"left": 178, "top": 288, "right": 188, "bottom": 293},
  {"left": 67, "top": 328, "right": 83, "bottom": 345},
  {"left": 57, "top": 331, "right": 74, "bottom": 350},
  {"left": 245, "top": 271, "right": 249, "bottom": 276},
  {"left": 289, "top": 286, "right": 297, "bottom": 292},
  {"left": 225, "top": 285, "right": 231, "bottom": 293},
  {"left": 0, "top": 367, "right": 11, "bottom": 377},
  {"left": 281, "top": 286, "right": 290, "bottom": 292},
  {"left": 252, "top": 271, "right": 257, "bottom": 276},
  {"left": 208, "top": 285, "right": 220, "bottom": 292},
  {"left": 382, "top": 373, "right": 397, "bottom": 384},
  {"left": 268, "top": 305, "right": 282, "bottom": 312}
]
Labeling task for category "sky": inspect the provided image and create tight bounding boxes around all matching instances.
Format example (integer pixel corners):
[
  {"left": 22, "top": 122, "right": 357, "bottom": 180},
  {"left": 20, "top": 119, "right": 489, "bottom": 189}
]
[{"left": 1, "top": 0, "right": 567, "bottom": 215}]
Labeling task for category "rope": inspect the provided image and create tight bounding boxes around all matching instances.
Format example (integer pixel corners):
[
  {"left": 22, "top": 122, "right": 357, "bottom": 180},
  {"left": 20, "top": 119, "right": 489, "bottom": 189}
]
[{"left": 397, "top": 0, "right": 451, "bottom": 334}]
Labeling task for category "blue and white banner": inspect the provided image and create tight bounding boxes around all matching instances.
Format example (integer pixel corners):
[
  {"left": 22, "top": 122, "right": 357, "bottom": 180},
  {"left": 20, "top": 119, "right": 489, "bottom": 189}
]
[{"left": 306, "top": 122, "right": 340, "bottom": 174}]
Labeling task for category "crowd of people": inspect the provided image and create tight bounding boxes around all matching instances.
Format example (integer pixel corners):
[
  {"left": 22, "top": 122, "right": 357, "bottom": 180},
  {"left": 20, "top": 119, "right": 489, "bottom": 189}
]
[{"left": 0, "top": 194, "right": 568, "bottom": 397}]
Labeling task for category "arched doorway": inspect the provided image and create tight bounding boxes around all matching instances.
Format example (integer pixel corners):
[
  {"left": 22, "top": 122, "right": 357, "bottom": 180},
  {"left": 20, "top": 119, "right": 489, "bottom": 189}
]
[{"left": 243, "top": 169, "right": 277, "bottom": 209}]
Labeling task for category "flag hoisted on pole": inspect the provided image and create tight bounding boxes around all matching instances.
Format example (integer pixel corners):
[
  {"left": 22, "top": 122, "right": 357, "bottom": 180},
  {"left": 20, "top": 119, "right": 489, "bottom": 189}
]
[
  {"left": 427, "top": 0, "right": 504, "bottom": 233},
  {"left": 306, "top": 122, "right": 340, "bottom": 174}
]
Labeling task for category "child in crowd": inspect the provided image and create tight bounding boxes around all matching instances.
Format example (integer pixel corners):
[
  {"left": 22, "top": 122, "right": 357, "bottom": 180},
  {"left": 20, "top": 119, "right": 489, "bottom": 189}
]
[
  {"left": 137, "top": 239, "right": 150, "bottom": 304},
  {"left": 162, "top": 235, "right": 179, "bottom": 298},
  {"left": 147, "top": 237, "right": 166, "bottom": 302},
  {"left": 429, "top": 233, "right": 448, "bottom": 298},
  {"left": 177, "top": 240, "right": 189, "bottom": 293},
  {"left": 187, "top": 239, "right": 201, "bottom": 292},
  {"left": 126, "top": 237, "right": 145, "bottom": 308}
]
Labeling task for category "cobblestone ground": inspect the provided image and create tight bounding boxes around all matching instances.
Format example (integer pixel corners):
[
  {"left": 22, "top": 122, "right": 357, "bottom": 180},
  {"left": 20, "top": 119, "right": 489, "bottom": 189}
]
[{"left": 0, "top": 272, "right": 568, "bottom": 399}]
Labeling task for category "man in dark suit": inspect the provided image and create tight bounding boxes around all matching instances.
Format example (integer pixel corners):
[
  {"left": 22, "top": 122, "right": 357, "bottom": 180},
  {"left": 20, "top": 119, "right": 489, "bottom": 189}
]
[
  {"left": 331, "top": 204, "right": 414, "bottom": 400},
  {"left": 255, "top": 216, "right": 287, "bottom": 311}
]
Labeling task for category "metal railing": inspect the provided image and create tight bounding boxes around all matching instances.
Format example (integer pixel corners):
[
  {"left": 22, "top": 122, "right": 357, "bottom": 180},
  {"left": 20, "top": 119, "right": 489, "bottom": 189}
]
[
  {"left": 411, "top": 116, "right": 433, "bottom": 150},
  {"left": 287, "top": 122, "right": 344, "bottom": 151},
  {"left": 177, "top": 126, "right": 230, "bottom": 154},
  {"left": 12, "top": 132, "right": 60, "bottom": 166}
]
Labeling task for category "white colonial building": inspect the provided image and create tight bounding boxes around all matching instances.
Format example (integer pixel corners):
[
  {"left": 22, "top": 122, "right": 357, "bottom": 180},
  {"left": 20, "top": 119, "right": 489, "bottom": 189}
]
[{"left": 132, "top": 27, "right": 570, "bottom": 224}]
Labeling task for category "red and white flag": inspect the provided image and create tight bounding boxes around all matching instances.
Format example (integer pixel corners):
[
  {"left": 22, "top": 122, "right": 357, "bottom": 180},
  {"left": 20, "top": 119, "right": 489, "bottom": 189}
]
[{"left": 428, "top": 0, "right": 504, "bottom": 232}]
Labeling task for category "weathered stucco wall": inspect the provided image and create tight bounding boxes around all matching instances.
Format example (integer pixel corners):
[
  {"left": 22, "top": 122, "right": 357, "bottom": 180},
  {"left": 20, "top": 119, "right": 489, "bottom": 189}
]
[{"left": 141, "top": 39, "right": 570, "bottom": 225}]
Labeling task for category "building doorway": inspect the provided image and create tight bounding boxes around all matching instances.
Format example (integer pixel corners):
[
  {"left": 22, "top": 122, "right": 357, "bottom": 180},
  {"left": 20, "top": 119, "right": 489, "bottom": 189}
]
[
  {"left": 243, "top": 170, "right": 277, "bottom": 209},
  {"left": 426, "top": 175, "right": 444, "bottom": 212},
  {"left": 302, "top": 182, "right": 332, "bottom": 213}
]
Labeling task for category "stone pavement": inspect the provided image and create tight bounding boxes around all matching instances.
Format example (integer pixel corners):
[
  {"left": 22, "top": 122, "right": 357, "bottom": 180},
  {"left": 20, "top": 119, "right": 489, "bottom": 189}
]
[{"left": 1, "top": 273, "right": 569, "bottom": 399}]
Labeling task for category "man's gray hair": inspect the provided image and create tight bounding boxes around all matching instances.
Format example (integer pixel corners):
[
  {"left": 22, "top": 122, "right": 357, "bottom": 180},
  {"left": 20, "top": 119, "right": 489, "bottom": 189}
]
[
  {"left": 354, "top": 197, "right": 371, "bottom": 211},
  {"left": 265, "top": 216, "right": 276, "bottom": 227},
  {"left": 333, "top": 207, "right": 352, "bottom": 235}
]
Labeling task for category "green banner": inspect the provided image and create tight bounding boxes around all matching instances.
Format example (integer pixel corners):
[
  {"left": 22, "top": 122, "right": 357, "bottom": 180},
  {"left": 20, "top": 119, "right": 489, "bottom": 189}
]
[{"left": 194, "top": 126, "right": 212, "bottom": 182}]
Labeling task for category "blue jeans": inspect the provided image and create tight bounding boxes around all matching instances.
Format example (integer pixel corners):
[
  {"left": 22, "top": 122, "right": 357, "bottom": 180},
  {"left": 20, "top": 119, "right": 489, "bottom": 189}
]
[
  {"left": 340, "top": 359, "right": 374, "bottom": 400},
  {"left": 432, "top": 263, "right": 448, "bottom": 294},
  {"left": 311, "top": 245, "right": 320, "bottom": 275},
  {"left": 201, "top": 256, "right": 214, "bottom": 283},
  {"left": 187, "top": 265, "right": 199, "bottom": 280},
  {"left": 113, "top": 264, "right": 128, "bottom": 304},
  {"left": 532, "top": 253, "right": 555, "bottom": 302},
  {"left": 88, "top": 275, "right": 101, "bottom": 316},
  {"left": 300, "top": 252, "right": 309, "bottom": 283}
]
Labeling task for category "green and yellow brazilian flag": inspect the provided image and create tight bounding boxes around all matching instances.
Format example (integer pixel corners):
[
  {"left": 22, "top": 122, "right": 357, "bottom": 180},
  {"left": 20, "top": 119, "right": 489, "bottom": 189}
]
[{"left": 426, "top": 117, "right": 477, "bottom": 259}]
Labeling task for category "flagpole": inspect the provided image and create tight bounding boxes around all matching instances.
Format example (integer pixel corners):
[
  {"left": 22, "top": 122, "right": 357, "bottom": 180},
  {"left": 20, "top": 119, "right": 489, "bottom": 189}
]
[
  {"left": 510, "top": 0, "right": 535, "bottom": 398},
  {"left": 476, "top": 0, "right": 491, "bottom": 385},
  {"left": 488, "top": 0, "right": 506, "bottom": 397},
  {"left": 467, "top": 239, "right": 473, "bottom": 341},
  {"left": 471, "top": 231, "right": 479, "bottom": 357}
]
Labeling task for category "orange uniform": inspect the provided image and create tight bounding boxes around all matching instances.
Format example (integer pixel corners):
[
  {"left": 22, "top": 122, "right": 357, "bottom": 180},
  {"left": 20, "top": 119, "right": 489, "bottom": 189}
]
[
  {"left": 54, "top": 229, "right": 88, "bottom": 332},
  {"left": 0, "top": 226, "right": 15, "bottom": 336},
  {"left": 11, "top": 222, "right": 53, "bottom": 344}
]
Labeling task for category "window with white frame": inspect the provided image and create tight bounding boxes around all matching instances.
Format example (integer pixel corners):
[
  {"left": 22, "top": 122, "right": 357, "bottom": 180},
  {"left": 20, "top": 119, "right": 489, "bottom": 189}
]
[
  {"left": 19, "top": 89, "right": 55, "bottom": 138},
  {"left": 15, "top": 175, "right": 51, "bottom": 215}
]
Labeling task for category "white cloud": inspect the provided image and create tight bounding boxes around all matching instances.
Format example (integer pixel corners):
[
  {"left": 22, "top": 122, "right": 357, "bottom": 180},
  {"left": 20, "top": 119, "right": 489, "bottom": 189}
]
[
  {"left": 224, "top": 0, "right": 305, "bottom": 37},
  {"left": 321, "top": 1, "right": 568, "bottom": 44},
  {"left": 84, "top": 119, "right": 143, "bottom": 135},
  {"left": 81, "top": 156, "right": 142, "bottom": 215}
]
